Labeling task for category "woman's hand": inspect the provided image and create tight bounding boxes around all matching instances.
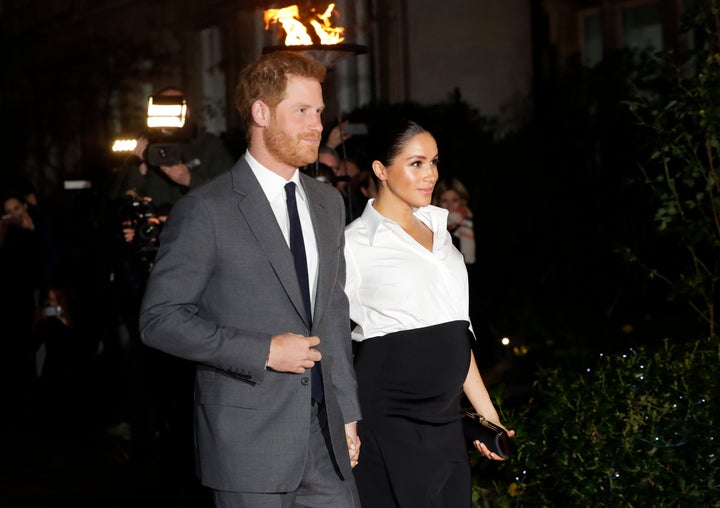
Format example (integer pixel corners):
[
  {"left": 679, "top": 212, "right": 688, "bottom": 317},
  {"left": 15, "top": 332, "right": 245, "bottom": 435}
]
[
  {"left": 473, "top": 428, "right": 516, "bottom": 461},
  {"left": 345, "top": 422, "right": 361, "bottom": 468}
]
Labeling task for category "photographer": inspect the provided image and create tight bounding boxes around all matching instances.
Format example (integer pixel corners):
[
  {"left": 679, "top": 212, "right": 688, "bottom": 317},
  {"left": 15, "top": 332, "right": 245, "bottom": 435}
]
[
  {"left": 108, "top": 87, "right": 235, "bottom": 478},
  {"left": 111, "top": 86, "right": 235, "bottom": 216}
]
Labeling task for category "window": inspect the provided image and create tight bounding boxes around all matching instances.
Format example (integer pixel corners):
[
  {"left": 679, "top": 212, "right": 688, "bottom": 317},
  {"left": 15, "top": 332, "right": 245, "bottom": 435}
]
[
  {"left": 622, "top": 2, "right": 662, "bottom": 52},
  {"left": 582, "top": 11, "right": 603, "bottom": 67}
]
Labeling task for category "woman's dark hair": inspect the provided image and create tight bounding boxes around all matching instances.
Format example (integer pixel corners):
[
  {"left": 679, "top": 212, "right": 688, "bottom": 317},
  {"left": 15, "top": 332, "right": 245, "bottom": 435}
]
[{"left": 367, "top": 118, "right": 428, "bottom": 168}]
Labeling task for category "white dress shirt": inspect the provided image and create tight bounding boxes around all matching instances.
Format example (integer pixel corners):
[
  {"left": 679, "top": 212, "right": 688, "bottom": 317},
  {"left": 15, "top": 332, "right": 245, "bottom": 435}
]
[
  {"left": 246, "top": 151, "right": 319, "bottom": 315},
  {"left": 344, "top": 199, "right": 471, "bottom": 341}
]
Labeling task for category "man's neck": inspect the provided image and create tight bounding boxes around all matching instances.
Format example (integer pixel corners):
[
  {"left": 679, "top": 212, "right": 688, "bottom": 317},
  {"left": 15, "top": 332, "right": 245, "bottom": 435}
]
[{"left": 248, "top": 143, "right": 296, "bottom": 181}]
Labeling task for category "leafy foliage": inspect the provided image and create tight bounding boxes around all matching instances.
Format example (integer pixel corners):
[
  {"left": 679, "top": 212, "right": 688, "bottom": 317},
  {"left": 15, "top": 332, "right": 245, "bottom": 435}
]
[
  {"left": 624, "top": 0, "right": 720, "bottom": 337},
  {"left": 475, "top": 337, "right": 720, "bottom": 507},
  {"left": 470, "top": 2, "right": 720, "bottom": 506}
]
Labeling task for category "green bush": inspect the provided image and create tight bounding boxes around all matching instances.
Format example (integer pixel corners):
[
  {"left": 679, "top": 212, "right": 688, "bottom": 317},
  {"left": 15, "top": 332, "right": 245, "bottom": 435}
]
[{"left": 473, "top": 336, "right": 720, "bottom": 507}]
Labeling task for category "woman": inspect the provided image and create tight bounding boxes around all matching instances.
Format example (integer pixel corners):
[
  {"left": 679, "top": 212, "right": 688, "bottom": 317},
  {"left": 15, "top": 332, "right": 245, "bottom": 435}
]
[
  {"left": 344, "top": 119, "right": 513, "bottom": 507},
  {"left": 433, "top": 177, "right": 476, "bottom": 265}
]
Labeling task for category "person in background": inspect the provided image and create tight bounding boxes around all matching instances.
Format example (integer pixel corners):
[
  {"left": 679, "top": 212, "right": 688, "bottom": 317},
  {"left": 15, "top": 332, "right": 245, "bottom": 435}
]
[
  {"left": 318, "top": 145, "right": 341, "bottom": 175},
  {"left": 111, "top": 86, "right": 235, "bottom": 216},
  {"left": 33, "top": 284, "right": 98, "bottom": 432},
  {"left": 139, "top": 50, "right": 361, "bottom": 508},
  {"left": 0, "top": 194, "right": 42, "bottom": 423},
  {"left": 344, "top": 118, "right": 513, "bottom": 508},
  {"left": 324, "top": 120, "right": 352, "bottom": 152},
  {"left": 110, "top": 86, "right": 235, "bottom": 491},
  {"left": 433, "top": 177, "right": 476, "bottom": 265},
  {"left": 355, "top": 169, "right": 377, "bottom": 207},
  {"left": 322, "top": 124, "right": 367, "bottom": 223},
  {"left": 332, "top": 163, "right": 376, "bottom": 222}
]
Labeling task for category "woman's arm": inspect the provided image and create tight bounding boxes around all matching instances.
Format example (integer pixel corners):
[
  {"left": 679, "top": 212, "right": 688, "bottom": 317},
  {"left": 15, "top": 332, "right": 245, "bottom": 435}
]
[{"left": 463, "top": 349, "right": 515, "bottom": 459}]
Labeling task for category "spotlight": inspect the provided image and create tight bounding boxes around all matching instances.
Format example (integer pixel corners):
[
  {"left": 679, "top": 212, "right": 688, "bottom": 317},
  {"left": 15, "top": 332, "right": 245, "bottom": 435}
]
[
  {"left": 112, "top": 138, "right": 138, "bottom": 153},
  {"left": 146, "top": 94, "right": 187, "bottom": 129}
]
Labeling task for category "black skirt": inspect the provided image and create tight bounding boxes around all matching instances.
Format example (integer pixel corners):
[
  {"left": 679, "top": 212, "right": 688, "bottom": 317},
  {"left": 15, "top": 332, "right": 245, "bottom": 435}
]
[{"left": 353, "top": 320, "right": 473, "bottom": 508}]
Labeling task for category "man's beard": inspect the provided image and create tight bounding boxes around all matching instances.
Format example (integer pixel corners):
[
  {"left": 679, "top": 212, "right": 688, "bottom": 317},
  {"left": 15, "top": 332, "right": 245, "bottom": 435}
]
[{"left": 264, "top": 122, "right": 320, "bottom": 169}]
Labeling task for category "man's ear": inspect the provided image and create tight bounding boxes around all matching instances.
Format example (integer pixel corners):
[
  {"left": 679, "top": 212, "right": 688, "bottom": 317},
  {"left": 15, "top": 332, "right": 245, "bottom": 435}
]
[
  {"left": 372, "top": 160, "right": 387, "bottom": 181},
  {"left": 251, "top": 100, "right": 270, "bottom": 127}
]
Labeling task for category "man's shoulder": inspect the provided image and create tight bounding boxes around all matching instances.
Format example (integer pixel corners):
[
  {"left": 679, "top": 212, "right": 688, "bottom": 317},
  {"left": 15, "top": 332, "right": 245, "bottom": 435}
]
[
  {"left": 181, "top": 168, "right": 237, "bottom": 206},
  {"left": 301, "top": 173, "right": 344, "bottom": 206}
]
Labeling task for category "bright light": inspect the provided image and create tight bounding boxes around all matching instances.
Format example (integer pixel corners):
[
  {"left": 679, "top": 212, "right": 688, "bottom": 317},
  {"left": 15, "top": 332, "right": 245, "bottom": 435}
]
[
  {"left": 501, "top": 337, "right": 510, "bottom": 346},
  {"left": 146, "top": 96, "right": 187, "bottom": 128},
  {"left": 112, "top": 138, "right": 137, "bottom": 152}
]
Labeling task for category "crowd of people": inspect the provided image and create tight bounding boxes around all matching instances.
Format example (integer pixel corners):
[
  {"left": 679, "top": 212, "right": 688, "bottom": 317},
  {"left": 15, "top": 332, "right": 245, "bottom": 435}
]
[{"left": 1, "top": 49, "right": 509, "bottom": 508}]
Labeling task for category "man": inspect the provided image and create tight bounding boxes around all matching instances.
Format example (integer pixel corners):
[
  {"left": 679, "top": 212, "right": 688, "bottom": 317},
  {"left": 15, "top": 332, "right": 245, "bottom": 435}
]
[
  {"left": 318, "top": 145, "right": 341, "bottom": 176},
  {"left": 111, "top": 86, "right": 235, "bottom": 215},
  {"left": 139, "top": 51, "right": 361, "bottom": 507}
]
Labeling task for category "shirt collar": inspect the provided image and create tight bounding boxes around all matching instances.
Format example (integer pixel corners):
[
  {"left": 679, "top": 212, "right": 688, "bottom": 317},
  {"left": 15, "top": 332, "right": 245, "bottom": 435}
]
[
  {"left": 245, "top": 150, "right": 306, "bottom": 203},
  {"left": 360, "top": 199, "right": 449, "bottom": 247}
]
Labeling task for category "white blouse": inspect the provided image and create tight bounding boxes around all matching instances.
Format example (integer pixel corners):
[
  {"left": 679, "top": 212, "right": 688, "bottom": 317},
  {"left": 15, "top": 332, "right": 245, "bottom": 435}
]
[{"left": 344, "top": 199, "right": 472, "bottom": 342}]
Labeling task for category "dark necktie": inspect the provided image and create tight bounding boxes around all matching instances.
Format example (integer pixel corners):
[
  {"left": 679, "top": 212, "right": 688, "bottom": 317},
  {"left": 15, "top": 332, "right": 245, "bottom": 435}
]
[{"left": 285, "top": 182, "right": 324, "bottom": 402}]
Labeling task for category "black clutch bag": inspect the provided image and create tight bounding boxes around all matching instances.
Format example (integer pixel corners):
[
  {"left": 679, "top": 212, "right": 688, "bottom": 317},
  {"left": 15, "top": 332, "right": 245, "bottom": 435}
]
[{"left": 462, "top": 409, "right": 511, "bottom": 459}]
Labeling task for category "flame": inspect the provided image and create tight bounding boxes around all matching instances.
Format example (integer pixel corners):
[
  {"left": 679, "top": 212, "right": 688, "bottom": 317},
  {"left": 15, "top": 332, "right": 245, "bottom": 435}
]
[{"left": 264, "top": 3, "right": 345, "bottom": 46}]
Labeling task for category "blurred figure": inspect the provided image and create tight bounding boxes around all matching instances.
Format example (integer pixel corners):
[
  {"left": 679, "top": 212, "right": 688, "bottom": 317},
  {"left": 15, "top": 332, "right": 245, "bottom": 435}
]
[
  {"left": 433, "top": 177, "right": 476, "bottom": 265},
  {"left": 321, "top": 125, "right": 366, "bottom": 223},
  {"left": 357, "top": 170, "right": 378, "bottom": 201},
  {"left": 306, "top": 162, "right": 338, "bottom": 186},
  {"left": 354, "top": 169, "right": 377, "bottom": 216},
  {"left": 1, "top": 194, "right": 35, "bottom": 234},
  {"left": 334, "top": 157, "right": 361, "bottom": 199},
  {"left": 324, "top": 120, "right": 353, "bottom": 151},
  {"left": 318, "top": 145, "right": 341, "bottom": 175},
  {"left": 111, "top": 86, "right": 235, "bottom": 216},
  {"left": 0, "top": 194, "right": 42, "bottom": 424},
  {"left": 109, "top": 86, "right": 236, "bottom": 477},
  {"left": 33, "top": 285, "right": 99, "bottom": 431}
]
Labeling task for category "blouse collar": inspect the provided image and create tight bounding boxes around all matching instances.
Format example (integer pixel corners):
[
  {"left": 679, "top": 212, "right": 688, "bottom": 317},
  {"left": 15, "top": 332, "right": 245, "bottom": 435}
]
[{"left": 360, "top": 198, "right": 449, "bottom": 249}]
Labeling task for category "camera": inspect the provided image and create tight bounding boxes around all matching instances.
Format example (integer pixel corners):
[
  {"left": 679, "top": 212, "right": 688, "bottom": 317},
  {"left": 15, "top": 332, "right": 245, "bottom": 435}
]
[
  {"left": 144, "top": 92, "right": 190, "bottom": 167},
  {"left": 119, "top": 194, "right": 162, "bottom": 251},
  {"left": 42, "top": 306, "right": 62, "bottom": 317},
  {"left": 1, "top": 213, "right": 23, "bottom": 225},
  {"left": 147, "top": 143, "right": 183, "bottom": 167}
]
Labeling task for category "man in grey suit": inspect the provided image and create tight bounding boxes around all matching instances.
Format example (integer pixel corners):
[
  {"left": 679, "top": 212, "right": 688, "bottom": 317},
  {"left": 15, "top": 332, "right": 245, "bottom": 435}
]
[{"left": 139, "top": 51, "right": 361, "bottom": 507}]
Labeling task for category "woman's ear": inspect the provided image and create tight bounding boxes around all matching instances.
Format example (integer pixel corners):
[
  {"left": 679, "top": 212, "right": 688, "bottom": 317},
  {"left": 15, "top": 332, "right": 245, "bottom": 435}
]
[
  {"left": 251, "top": 100, "right": 269, "bottom": 127},
  {"left": 372, "top": 160, "right": 387, "bottom": 182}
]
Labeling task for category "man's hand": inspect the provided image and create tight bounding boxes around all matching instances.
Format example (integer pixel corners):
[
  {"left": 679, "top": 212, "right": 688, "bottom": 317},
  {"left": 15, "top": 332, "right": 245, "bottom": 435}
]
[
  {"left": 160, "top": 163, "right": 191, "bottom": 186},
  {"left": 267, "top": 333, "right": 322, "bottom": 373},
  {"left": 122, "top": 216, "right": 163, "bottom": 244},
  {"left": 325, "top": 121, "right": 352, "bottom": 149},
  {"left": 134, "top": 137, "right": 150, "bottom": 175},
  {"left": 345, "top": 422, "right": 360, "bottom": 468}
]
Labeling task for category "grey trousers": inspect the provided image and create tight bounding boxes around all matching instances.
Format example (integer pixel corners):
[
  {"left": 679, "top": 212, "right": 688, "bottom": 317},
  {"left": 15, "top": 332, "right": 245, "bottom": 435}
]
[{"left": 212, "top": 402, "right": 359, "bottom": 508}]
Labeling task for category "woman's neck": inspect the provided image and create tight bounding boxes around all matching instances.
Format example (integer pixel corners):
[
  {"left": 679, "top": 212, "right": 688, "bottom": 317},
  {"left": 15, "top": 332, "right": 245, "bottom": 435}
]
[{"left": 372, "top": 193, "right": 416, "bottom": 228}]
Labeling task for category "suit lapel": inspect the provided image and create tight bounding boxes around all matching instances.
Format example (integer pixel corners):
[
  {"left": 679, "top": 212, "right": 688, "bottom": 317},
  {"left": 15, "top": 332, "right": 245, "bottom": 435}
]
[
  {"left": 232, "top": 160, "right": 310, "bottom": 328},
  {"left": 302, "top": 174, "right": 336, "bottom": 332}
]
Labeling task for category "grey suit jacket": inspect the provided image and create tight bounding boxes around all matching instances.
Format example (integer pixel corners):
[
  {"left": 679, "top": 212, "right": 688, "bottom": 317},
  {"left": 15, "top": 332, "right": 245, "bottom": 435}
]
[{"left": 139, "top": 157, "right": 361, "bottom": 492}]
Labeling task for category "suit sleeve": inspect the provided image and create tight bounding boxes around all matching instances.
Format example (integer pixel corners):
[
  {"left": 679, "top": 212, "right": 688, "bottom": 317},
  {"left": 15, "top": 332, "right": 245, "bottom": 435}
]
[{"left": 139, "top": 193, "right": 270, "bottom": 384}]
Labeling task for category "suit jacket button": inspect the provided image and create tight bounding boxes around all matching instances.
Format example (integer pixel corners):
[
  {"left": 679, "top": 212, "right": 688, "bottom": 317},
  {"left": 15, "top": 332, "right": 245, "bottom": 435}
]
[{"left": 301, "top": 377, "right": 310, "bottom": 386}]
